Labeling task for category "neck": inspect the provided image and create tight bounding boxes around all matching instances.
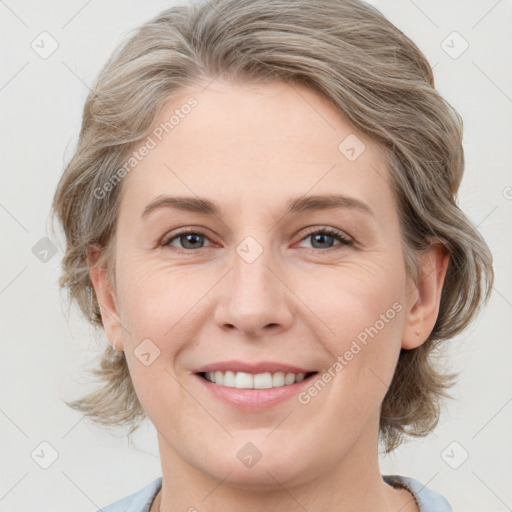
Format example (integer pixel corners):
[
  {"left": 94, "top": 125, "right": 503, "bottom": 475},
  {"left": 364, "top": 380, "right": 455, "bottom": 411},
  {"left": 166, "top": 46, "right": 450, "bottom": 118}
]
[{"left": 153, "top": 416, "right": 418, "bottom": 512}]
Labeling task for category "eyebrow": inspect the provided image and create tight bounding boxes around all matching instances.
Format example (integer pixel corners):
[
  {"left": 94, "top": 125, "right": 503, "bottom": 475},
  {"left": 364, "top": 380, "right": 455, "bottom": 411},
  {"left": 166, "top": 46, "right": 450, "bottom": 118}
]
[{"left": 141, "top": 194, "right": 375, "bottom": 219}]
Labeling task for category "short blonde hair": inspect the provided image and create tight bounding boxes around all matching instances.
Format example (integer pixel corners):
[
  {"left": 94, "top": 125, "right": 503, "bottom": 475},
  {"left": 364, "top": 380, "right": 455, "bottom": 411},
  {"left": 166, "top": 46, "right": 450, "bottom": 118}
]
[{"left": 52, "top": 0, "right": 494, "bottom": 453}]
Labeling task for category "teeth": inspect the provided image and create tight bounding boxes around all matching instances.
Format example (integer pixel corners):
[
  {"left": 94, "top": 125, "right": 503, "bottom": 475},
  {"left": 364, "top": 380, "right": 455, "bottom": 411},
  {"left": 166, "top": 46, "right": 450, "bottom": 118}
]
[
  {"left": 204, "top": 371, "right": 307, "bottom": 389},
  {"left": 285, "top": 372, "right": 295, "bottom": 385},
  {"left": 223, "top": 370, "right": 236, "bottom": 387},
  {"left": 272, "top": 372, "right": 285, "bottom": 387},
  {"left": 235, "top": 371, "right": 254, "bottom": 389}
]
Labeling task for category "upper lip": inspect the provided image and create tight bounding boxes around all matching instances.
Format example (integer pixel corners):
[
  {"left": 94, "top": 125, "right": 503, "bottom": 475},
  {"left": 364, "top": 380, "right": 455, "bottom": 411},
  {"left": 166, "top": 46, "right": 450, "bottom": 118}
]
[{"left": 194, "top": 360, "right": 317, "bottom": 374}]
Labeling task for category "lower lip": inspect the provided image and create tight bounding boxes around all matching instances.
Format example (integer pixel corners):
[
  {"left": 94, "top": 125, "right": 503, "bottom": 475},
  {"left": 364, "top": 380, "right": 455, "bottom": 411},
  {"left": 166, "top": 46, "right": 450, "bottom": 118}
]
[{"left": 194, "top": 373, "right": 316, "bottom": 410}]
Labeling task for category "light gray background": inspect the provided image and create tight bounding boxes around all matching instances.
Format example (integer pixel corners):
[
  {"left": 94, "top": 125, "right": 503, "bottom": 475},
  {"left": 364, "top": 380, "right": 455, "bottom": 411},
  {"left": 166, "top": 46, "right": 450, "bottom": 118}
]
[{"left": 1, "top": 0, "right": 511, "bottom": 510}]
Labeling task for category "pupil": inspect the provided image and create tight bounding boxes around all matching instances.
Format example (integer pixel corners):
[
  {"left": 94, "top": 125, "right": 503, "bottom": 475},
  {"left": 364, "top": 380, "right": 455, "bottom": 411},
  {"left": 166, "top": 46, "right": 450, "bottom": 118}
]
[{"left": 183, "top": 234, "right": 202, "bottom": 248}]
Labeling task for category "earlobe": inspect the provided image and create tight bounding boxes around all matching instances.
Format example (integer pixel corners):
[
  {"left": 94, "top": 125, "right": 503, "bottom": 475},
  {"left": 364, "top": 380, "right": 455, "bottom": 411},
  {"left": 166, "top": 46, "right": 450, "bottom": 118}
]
[
  {"left": 88, "top": 246, "right": 124, "bottom": 351},
  {"left": 402, "top": 240, "right": 450, "bottom": 350}
]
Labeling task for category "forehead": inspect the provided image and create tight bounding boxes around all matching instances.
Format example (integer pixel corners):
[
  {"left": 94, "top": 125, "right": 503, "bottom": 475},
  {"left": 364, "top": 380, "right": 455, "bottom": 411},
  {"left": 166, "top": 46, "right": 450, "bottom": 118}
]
[{"left": 120, "top": 80, "right": 396, "bottom": 221}]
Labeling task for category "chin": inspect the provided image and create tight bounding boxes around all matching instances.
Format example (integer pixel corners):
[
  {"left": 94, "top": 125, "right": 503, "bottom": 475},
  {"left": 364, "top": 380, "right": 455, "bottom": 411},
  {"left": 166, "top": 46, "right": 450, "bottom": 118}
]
[
  {"left": 207, "top": 460, "right": 308, "bottom": 491},
  {"left": 192, "top": 442, "right": 323, "bottom": 491}
]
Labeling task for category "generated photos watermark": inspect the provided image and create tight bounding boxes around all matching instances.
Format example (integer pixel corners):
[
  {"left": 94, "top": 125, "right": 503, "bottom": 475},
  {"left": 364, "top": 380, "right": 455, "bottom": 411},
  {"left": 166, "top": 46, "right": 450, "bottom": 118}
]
[
  {"left": 298, "top": 301, "right": 403, "bottom": 405},
  {"left": 93, "top": 96, "right": 198, "bottom": 200}
]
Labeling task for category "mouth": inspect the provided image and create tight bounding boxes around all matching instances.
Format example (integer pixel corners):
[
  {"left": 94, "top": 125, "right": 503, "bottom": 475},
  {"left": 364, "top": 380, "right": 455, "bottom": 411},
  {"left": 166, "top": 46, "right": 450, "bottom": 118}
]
[
  {"left": 198, "top": 370, "right": 319, "bottom": 389},
  {"left": 192, "top": 361, "right": 320, "bottom": 409},
  {"left": 193, "top": 360, "right": 319, "bottom": 411}
]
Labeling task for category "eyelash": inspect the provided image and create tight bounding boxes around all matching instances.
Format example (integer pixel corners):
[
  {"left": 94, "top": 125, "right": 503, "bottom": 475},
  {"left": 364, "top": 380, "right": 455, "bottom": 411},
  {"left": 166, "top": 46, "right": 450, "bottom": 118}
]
[{"left": 160, "top": 227, "right": 353, "bottom": 254}]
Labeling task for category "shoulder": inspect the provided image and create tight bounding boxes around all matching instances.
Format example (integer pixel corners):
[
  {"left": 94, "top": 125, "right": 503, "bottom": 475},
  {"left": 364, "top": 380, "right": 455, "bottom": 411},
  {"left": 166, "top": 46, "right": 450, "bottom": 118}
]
[
  {"left": 383, "top": 474, "right": 453, "bottom": 512},
  {"left": 95, "top": 476, "right": 162, "bottom": 512}
]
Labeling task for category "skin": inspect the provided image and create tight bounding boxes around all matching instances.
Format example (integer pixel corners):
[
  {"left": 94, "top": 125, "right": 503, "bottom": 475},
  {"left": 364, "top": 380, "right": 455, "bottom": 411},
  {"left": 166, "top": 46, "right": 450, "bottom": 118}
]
[{"left": 90, "top": 79, "right": 449, "bottom": 512}]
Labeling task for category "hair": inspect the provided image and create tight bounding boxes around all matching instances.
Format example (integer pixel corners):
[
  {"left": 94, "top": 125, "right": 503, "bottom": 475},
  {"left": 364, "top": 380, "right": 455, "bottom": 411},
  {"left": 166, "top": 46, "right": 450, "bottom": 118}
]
[{"left": 52, "top": 0, "right": 494, "bottom": 453}]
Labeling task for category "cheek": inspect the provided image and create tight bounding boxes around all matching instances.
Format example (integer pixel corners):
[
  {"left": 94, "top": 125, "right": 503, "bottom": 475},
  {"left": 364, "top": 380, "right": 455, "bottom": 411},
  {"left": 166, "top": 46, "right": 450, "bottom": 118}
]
[
  {"left": 309, "top": 258, "right": 406, "bottom": 408},
  {"left": 115, "top": 253, "right": 202, "bottom": 336},
  {"left": 117, "top": 267, "right": 190, "bottom": 418},
  {"left": 114, "top": 258, "right": 214, "bottom": 409},
  {"left": 307, "top": 256, "right": 406, "bottom": 350}
]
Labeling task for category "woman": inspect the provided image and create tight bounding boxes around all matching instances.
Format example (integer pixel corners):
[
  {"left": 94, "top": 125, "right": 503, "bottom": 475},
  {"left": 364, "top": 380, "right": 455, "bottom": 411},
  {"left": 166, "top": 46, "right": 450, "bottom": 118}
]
[{"left": 52, "top": 0, "right": 494, "bottom": 510}]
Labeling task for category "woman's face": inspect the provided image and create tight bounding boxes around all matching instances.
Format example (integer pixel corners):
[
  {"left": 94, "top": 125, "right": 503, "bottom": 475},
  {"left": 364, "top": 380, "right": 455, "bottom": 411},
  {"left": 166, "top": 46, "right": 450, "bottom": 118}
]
[{"left": 95, "top": 80, "right": 433, "bottom": 488}]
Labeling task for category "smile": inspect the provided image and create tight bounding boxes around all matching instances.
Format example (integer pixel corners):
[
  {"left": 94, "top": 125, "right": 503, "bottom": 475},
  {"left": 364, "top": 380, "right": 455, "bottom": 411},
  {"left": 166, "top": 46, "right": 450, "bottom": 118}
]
[
  {"left": 193, "top": 361, "right": 320, "bottom": 409},
  {"left": 200, "top": 370, "right": 318, "bottom": 389}
]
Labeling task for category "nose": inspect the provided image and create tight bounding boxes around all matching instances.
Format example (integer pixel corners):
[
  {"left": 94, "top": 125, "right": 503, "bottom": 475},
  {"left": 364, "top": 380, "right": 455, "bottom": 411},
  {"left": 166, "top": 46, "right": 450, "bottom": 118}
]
[{"left": 213, "top": 241, "right": 295, "bottom": 339}]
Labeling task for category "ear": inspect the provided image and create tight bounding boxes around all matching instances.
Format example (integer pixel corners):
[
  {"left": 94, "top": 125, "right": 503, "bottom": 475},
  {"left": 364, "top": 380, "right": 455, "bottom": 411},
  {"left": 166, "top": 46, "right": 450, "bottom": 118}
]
[
  {"left": 402, "top": 239, "right": 450, "bottom": 350},
  {"left": 88, "top": 245, "right": 124, "bottom": 351}
]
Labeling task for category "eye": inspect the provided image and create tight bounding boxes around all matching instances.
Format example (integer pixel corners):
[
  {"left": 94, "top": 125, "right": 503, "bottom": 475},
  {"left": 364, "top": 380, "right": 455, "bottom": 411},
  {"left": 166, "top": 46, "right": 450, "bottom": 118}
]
[
  {"left": 160, "top": 229, "right": 213, "bottom": 252},
  {"left": 297, "top": 227, "right": 353, "bottom": 250},
  {"left": 160, "top": 226, "right": 353, "bottom": 254}
]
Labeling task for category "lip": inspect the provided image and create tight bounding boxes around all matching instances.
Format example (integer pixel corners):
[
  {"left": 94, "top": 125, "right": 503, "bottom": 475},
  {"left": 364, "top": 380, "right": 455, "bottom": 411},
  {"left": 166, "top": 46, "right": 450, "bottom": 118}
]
[
  {"left": 194, "top": 374, "right": 317, "bottom": 410},
  {"left": 193, "top": 360, "right": 316, "bottom": 374},
  {"left": 192, "top": 363, "right": 318, "bottom": 411}
]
